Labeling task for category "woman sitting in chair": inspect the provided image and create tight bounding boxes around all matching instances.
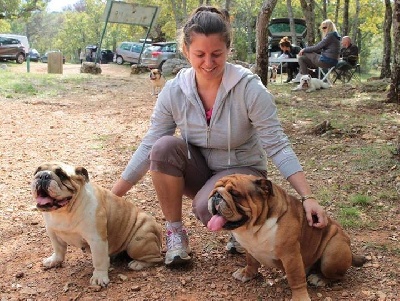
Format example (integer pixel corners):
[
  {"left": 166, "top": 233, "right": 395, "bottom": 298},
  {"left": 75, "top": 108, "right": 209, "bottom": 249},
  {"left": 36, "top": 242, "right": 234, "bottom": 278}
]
[
  {"left": 276, "top": 36, "right": 301, "bottom": 83},
  {"left": 292, "top": 19, "right": 341, "bottom": 83}
]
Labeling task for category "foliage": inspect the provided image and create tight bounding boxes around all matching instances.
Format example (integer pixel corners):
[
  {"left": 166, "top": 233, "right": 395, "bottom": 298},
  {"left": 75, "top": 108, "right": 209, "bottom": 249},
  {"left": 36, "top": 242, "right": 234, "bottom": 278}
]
[{"left": 0, "top": 0, "right": 391, "bottom": 69}]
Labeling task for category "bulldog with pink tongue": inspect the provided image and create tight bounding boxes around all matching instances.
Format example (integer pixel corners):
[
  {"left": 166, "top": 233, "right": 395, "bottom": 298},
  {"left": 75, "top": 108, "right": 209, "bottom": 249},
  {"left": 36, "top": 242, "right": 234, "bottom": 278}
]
[{"left": 206, "top": 174, "right": 366, "bottom": 301}]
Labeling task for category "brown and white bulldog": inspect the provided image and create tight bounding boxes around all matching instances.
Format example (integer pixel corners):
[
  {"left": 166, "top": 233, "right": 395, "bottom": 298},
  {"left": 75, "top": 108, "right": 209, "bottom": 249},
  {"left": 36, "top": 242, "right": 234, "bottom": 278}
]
[
  {"left": 207, "top": 174, "right": 365, "bottom": 301},
  {"left": 32, "top": 162, "right": 163, "bottom": 287},
  {"left": 149, "top": 68, "right": 165, "bottom": 95}
]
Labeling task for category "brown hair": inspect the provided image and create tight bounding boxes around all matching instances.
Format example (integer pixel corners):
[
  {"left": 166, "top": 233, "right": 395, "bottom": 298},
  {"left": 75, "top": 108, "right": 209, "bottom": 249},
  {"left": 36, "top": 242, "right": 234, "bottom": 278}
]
[
  {"left": 181, "top": 6, "right": 232, "bottom": 49},
  {"left": 279, "top": 36, "right": 291, "bottom": 48}
]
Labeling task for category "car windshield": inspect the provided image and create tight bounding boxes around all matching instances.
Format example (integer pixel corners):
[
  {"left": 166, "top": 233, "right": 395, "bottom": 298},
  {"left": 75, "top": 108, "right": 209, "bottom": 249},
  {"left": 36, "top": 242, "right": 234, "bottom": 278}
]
[{"left": 269, "top": 22, "right": 306, "bottom": 36}]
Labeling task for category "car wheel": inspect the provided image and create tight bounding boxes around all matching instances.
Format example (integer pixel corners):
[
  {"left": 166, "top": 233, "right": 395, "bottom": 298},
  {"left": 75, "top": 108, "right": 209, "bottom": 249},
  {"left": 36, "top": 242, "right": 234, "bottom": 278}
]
[
  {"left": 16, "top": 53, "right": 25, "bottom": 64},
  {"left": 116, "top": 56, "right": 124, "bottom": 65}
]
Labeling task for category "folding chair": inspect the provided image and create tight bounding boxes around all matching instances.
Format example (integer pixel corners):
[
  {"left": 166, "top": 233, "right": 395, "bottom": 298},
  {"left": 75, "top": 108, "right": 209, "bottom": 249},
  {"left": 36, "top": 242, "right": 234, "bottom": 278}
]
[
  {"left": 318, "top": 66, "right": 336, "bottom": 85},
  {"left": 331, "top": 63, "right": 361, "bottom": 84}
]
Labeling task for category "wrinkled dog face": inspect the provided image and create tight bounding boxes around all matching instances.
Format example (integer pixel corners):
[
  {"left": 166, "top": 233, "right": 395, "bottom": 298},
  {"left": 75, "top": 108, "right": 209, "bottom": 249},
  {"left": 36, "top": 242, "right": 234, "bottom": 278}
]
[
  {"left": 150, "top": 69, "right": 162, "bottom": 80},
  {"left": 32, "top": 162, "right": 89, "bottom": 212},
  {"left": 299, "top": 74, "right": 312, "bottom": 89},
  {"left": 208, "top": 175, "right": 273, "bottom": 230}
]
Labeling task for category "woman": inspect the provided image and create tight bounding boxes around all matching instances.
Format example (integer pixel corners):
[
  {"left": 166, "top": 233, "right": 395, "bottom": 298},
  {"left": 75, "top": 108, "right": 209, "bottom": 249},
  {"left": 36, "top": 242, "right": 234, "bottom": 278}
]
[
  {"left": 292, "top": 19, "right": 341, "bottom": 83},
  {"left": 277, "top": 36, "right": 301, "bottom": 83},
  {"left": 112, "top": 6, "right": 328, "bottom": 266}
]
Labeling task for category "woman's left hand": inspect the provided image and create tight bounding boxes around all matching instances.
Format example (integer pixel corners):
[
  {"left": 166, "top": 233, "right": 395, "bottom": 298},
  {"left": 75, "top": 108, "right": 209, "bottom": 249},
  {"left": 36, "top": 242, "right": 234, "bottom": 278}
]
[{"left": 302, "top": 198, "right": 328, "bottom": 228}]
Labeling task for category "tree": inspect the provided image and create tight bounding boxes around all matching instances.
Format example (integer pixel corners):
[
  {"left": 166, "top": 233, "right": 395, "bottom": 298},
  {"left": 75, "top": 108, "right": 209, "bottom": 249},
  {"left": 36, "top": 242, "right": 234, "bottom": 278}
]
[
  {"left": 0, "top": 0, "right": 48, "bottom": 19},
  {"left": 286, "top": 0, "right": 297, "bottom": 46},
  {"left": 380, "top": 0, "right": 392, "bottom": 79},
  {"left": 342, "top": 0, "right": 350, "bottom": 36},
  {"left": 255, "top": 0, "right": 278, "bottom": 85},
  {"left": 299, "top": 0, "right": 316, "bottom": 45},
  {"left": 387, "top": 0, "right": 399, "bottom": 104}
]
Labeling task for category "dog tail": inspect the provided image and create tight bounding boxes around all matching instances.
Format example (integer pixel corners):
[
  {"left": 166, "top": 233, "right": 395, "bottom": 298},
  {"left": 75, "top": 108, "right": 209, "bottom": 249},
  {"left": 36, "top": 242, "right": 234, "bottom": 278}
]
[
  {"left": 351, "top": 254, "right": 367, "bottom": 267},
  {"left": 322, "top": 82, "right": 331, "bottom": 89}
]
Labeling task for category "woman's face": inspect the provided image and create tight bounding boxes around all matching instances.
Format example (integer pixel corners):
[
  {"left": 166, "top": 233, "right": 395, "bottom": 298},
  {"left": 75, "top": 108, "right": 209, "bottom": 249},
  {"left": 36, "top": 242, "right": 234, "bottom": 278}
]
[
  {"left": 280, "top": 45, "right": 290, "bottom": 52},
  {"left": 184, "top": 32, "right": 229, "bottom": 82}
]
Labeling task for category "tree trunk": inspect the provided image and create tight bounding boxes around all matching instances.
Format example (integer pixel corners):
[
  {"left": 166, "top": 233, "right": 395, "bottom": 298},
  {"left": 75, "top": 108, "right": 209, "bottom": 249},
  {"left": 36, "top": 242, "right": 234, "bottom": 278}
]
[
  {"left": 256, "top": 0, "right": 278, "bottom": 86},
  {"left": 334, "top": 0, "right": 340, "bottom": 25},
  {"left": 299, "top": 0, "right": 316, "bottom": 45},
  {"left": 322, "top": 0, "right": 327, "bottom": 20},
  {"left": 381, "top": 0, "right": 393, "bottom": 79},
  {"left": 342, "top": 0, "right": 349, "bottom": 36},
  {"left": 286, "top": 0, "right": 297, "bottom": 46},
  {"left": 387, "top": 0, "right": 400, "bottom": 104},
  {"left": 224, "top": 0, "right": 231, "bottom": 11},
  {"left": 351, "top": 0, "right": 361, "bottom": 44}
]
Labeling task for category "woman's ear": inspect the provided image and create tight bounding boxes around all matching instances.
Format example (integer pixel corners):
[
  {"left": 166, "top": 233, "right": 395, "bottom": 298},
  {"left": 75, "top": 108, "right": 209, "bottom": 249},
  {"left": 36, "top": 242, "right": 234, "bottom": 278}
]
[{"left": 182, "top": 44, "right": 189, "bottom": 59}]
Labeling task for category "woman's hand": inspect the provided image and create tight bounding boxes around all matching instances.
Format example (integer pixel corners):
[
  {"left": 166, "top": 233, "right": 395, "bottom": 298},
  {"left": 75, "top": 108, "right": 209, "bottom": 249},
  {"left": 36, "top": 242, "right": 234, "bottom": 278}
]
[
  {"left": 298, "top": 49, "right": 304, "bottom": 56},
  {"left": 302, "top": 198, "right": 328, "bottom": 228}
]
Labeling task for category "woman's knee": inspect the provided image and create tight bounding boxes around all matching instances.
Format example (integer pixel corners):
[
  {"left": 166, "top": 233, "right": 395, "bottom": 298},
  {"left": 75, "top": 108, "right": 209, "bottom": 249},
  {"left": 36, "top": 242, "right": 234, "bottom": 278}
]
[{"left": 150, "top": 136, "right": 186, "bottom": 161}]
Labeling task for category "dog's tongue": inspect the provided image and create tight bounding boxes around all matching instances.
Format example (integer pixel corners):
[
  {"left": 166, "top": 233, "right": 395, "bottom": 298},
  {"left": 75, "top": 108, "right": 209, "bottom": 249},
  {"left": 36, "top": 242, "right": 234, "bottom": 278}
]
[
  {"left": 207, "top": 215, "right": 227, "bottom": 231},
  {"left": 36, "top": 196, "right": 53, "bottom": 206}
]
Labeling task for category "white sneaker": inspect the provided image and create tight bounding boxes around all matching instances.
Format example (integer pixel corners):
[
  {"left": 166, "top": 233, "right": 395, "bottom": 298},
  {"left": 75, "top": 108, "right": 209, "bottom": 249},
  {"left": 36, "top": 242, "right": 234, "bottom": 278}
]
[
  {"left": 291, "top": 73, "right": 303, "bottom": 83},
  {"left": 165, "top": 227, "right": 191, "bottom": 266}
]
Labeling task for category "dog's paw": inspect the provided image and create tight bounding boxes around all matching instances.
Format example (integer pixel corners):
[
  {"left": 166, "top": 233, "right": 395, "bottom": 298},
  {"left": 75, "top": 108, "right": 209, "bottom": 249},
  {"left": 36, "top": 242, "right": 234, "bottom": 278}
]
[
  {"left": 307, "top": 274, "right": 328, "bottom": 287},
  {"left": 128, "top": 260, "right": 157, "bottom": 271},
  {"left": 43, "top": 254, "right": 63, "bottom": 269},
  {"left": 90, "top": 270, "right": 110, "bottom": 287},
  {"left": 232, "top": 267, "right": 259, "bottom": 283}
]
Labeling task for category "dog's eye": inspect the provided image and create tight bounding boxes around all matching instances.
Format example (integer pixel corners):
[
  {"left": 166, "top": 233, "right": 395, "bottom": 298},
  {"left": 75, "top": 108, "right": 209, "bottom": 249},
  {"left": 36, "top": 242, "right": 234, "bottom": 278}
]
[
  {"left": 230, "top": 189, "right": 241, "bottom": 198},
  {"left": 55, "top": 168, "right": 68, "bottom": 181}
]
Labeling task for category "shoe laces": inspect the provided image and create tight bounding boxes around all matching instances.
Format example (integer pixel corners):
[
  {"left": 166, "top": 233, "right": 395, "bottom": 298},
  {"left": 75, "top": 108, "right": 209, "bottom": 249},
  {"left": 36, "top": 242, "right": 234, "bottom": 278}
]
[{"left": 166, "top": 228, "right": 187, "bottom": 250}]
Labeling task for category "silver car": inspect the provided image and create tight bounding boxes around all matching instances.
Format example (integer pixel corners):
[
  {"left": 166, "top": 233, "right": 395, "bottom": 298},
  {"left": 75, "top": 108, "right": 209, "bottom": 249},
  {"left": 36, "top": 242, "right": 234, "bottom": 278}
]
[
  {"left": 113, "top": 42, "right": 148, "bottom": 65},
  {"left": 141, "top": 42, "right": 177, "bottom": 70}
]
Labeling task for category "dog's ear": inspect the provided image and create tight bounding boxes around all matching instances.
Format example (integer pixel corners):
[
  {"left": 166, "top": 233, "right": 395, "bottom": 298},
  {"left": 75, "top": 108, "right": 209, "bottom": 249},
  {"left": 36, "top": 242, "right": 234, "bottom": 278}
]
[
  {"left": 254, "top": 178, "right": 274, "bottom": 196},
  {"left": 34, "top": 166, "right": 42, "bottom": 175},
  {"left": 75, "top": 167, "right": 89, "bottom": 182}
]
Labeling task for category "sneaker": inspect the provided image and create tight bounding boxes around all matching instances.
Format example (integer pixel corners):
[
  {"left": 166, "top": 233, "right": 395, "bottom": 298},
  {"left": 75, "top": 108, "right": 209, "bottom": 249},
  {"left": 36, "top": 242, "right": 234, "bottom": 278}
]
[
  {"left": 291, "top": 72, "right": 303, "bottom": 83},
  {"left": 165, "top": 228, "right": 191, "bottom": 266},
  {"left": 225, "top": 234, "right": 246, "bottom": 254}
]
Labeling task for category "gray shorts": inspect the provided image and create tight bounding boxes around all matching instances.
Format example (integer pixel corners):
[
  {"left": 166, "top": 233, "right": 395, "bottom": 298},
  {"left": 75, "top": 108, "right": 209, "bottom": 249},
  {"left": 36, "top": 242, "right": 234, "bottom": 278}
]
[{"left": 149, "top": 136, "right": 267, "bottom": 226}]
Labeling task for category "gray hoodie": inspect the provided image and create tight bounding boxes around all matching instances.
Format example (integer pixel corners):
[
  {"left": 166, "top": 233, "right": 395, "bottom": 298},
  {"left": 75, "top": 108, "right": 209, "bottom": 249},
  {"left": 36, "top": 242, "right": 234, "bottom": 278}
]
[
  {"left": 304, "top": 31, "right": 341, "bottom": 65},
  {"left": 122, "top": 63, "right": 303, "bottom": 184}
]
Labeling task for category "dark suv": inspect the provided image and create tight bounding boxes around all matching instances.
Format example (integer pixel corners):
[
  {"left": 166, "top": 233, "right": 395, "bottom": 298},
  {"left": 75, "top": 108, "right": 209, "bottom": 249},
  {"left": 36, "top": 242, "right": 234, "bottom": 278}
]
[
  {"left": 0, "top": 36, "right": 26, "bottom": 64},
  {"left": 268, "top": 18, "right": 307, "bottom": 57},
  {"left": 141, "top": 42, "right": 177, "bottom": 70}
]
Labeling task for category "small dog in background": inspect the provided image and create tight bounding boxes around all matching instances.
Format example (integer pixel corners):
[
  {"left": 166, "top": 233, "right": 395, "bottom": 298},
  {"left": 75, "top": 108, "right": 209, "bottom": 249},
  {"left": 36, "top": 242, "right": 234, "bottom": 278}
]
[
  {"left": 292, "top": 74, "right": 330, "bottom": 92},
  {"left": 149, "top": 69, "right": 166, "bottom": 95},
  {"left": 249, "top": 64, "right": 277, "bottom": 83}
]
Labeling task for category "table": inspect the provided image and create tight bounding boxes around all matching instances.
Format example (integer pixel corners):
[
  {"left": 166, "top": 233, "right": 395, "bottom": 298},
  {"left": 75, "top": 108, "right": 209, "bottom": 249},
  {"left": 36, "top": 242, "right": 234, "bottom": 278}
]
[{"left": 269, "top": 58, "right": 298, "bottom": 83}]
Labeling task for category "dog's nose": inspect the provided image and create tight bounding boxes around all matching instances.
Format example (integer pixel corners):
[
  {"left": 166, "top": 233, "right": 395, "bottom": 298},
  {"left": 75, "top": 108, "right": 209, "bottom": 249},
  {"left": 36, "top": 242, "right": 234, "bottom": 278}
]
[{"left": 39, "top": 172, "right": 51, "bottom": 181}]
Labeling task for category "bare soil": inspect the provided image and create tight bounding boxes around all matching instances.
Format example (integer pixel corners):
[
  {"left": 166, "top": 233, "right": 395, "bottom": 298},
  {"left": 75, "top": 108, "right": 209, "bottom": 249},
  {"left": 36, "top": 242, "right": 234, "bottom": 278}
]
[{"left": 0, "top": 63, "right": 399, "bottom": 301}]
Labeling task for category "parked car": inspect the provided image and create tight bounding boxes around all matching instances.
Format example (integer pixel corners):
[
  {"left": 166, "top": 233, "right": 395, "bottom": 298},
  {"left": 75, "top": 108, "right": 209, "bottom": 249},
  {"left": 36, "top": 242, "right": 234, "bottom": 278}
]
[
  {"left": 268, "top": 18, "right": 307, "bottom": 57},
  {"left": 41, "top": 51, "right": 66, "bottom": 64},
  {"left": 0, "top": 34, "right": 29, "bottom": 53},
  {"left": 100, "top": 49, "right": 114, "bottom": 63},
  {"left": 141, "top": 42, "right": 177, "bottom": 70},
  {"left": 0, "top": 36, "right": 26, "bottom": 64},
  {"left": 28, "top": 48, "right": 40, "bottom": 62},
  {"left": 113, "top": 42, "right": 148, "bottom": 65}
]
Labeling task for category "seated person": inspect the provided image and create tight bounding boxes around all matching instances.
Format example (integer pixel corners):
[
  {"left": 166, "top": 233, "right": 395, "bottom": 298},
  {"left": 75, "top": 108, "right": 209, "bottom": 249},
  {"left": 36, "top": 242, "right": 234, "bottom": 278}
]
[
  {"left": 276, "top": 36, "right": 301, "bottom": 83},
  {"left": 292, "top": 19, "right": 341, "bottom": 83},
  {"left": 336, "top": 36, "right": 358, "bottom": 71}
]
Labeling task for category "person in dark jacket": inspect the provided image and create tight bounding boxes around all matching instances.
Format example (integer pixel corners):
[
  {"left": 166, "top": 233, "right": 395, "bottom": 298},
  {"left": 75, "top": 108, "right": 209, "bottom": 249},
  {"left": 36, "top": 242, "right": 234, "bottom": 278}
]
[
  {"left": 277, "top": 36, "right": 301, "bottom": 83},
  {"left": 292, "top": 19, "right": 341, "bottom": 83},
  {"left": 336, "top": 36, "right": 359, "bottom": 71}
]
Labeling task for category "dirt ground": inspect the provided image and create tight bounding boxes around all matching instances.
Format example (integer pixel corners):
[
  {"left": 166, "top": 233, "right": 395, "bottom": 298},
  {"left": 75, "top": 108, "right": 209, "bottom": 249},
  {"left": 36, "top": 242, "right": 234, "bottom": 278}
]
[{"left": 0, "top": 63, "right": 399, "bottom": 301}]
